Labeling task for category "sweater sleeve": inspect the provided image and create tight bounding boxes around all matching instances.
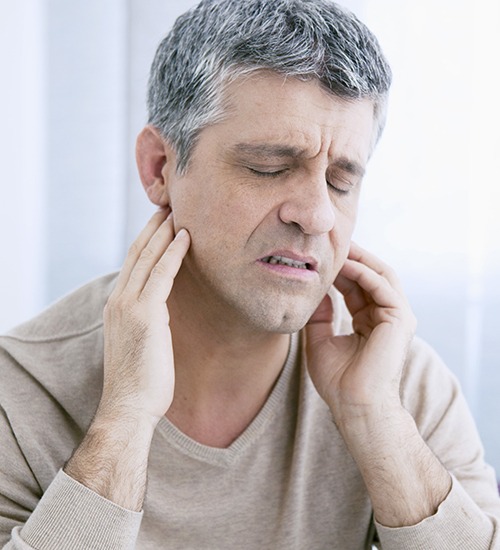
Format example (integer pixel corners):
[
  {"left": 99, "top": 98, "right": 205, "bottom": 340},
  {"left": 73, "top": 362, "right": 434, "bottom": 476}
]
[
  {"left": 0, "top": 406, "right": 142, "bottom": 550},
  {"left": 375, "top": 337, "right": 500, "bottom": 549},
  {"left": 2, "top": 471, "right": 142, "bottom": 550},
  {"left": 0, "top": 275, "right": 143, "bottom": 549},
  {"left": 376, "top": 475, "right": 500, "bottom": 549}
]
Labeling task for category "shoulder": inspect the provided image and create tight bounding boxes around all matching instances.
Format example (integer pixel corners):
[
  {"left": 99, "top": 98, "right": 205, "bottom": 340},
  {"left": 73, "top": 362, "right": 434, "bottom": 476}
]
[
  {"left": 401, "top": 336, "right": 460, "bottom": 411},
  {"left": 400, "top": 336, "right": 474, "bottom": 445},
  {"left": 4, "top": 272, "right": 118, "bottom": 343},
  {"left": 0, "top": 273, "right": 118, "bottom": 430},
  {"left": 0, "top": 274, "right": 118, "bottom": 489}
]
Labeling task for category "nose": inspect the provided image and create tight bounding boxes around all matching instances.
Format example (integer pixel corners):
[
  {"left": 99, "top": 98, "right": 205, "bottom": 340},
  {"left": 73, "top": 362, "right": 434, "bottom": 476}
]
[{"left": 278, "top": 177, "right": 335, "bottom": 235}]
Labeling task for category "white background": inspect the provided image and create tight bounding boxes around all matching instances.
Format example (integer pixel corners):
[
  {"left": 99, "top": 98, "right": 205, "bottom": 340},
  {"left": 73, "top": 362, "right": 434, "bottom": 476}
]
[{"left": 1, "top": 0, "right": 499, "bottom": 474}]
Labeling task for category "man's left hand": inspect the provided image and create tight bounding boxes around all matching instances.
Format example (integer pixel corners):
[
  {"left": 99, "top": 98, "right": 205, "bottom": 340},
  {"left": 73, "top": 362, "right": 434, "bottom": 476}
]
[
  {"left": 305, "top": 241, "right": 416, "bottom": 426},
  {"left": 305, "top": 243, "right": 451, "bottom": 528}
]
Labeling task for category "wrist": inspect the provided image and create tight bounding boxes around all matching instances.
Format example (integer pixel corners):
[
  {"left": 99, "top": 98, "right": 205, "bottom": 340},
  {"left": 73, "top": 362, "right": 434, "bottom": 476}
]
[
  {"left": 333, "top": 405, "right": 452, "bottom": 527},
  {"left": 65, "top": 411, "right": 157, "bottom": 511},
  {"left": 332, "top": 400, "right": 407, "bottom": 444},
  {"left": 95, "top": 392, "right": 165, "bottom": 433}
]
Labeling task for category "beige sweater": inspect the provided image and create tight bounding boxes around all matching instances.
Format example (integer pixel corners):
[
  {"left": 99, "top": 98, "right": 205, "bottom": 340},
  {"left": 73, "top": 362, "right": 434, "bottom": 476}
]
[{"left": 0, "top": 274, "right": 499, "bottom": 549}]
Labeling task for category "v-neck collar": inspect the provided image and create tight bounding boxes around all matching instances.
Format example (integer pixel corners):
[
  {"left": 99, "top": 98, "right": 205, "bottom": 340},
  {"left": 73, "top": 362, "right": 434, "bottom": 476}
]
[{"left": 156, "top": 332, "right": 300, "bottom": 467}]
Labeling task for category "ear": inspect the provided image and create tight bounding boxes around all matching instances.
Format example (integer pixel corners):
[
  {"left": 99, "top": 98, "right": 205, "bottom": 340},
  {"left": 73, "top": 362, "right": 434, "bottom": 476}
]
[{"left": 136, "top": 125, "right": 177, "bottom": 206}]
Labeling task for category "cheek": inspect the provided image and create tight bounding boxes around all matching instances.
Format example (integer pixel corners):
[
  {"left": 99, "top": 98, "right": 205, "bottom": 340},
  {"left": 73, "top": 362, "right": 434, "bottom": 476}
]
[
  {"left": 333, "top": 189, "right": 360, "bottom": 219},
  {"left": 332, "top": 205, "right": 357, "bottom": 244},
  {"left": 170, "top": 183, "right": 212, "bottom": 237},
  {"left": 172, "top": 196, "right": 242, "bottom": 260},
  {"left": 329, "top": 210, "right": 357, "bottom": 270}
]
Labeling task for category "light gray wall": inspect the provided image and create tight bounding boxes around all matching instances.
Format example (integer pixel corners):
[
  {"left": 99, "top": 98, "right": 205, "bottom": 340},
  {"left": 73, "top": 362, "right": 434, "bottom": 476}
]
[
  {"left": 45, "top": 0, "right": 128, "bottom": 301},
  {"left": 1, "top": 0, "right": 498, "bottom": 474},
  {"left": 44, "top": 0, "right": 203, "bottom": 301}
]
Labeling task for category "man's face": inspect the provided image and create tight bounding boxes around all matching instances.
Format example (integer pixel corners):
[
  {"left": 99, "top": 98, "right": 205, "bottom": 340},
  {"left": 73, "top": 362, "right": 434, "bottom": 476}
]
[{"left": 167, "top": 72, "right": 375, "bottom": 333}]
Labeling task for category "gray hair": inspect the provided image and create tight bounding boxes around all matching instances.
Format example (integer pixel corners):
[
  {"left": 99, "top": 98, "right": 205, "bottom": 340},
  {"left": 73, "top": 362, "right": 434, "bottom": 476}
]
[{"left": 147, "top": 0, "right": 392, "bottom": 173}]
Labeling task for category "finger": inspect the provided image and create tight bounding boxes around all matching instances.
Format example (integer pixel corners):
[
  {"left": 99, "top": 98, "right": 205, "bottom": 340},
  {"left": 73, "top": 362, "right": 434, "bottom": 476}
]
[
  {"left": 140, "top": 228, "right": 191, "bottom": 303},
  {"left": 125, "top": 214, "right": 177, "bottom": 297},
  {"left": 336, "top": 258, "right": 399, "bottom": 310},
  {"left": 307, "top": 293, "right": 334, "bottom": 325},
  {"left": 305, "top": 293, "right": 335, "bottom": 345},
  {"left": 334, "top": 270, "right": 372, "bottom": 317},
  {"left": 113, "top": 208, "right": 171, "bottom": 295},
  {"left": 348, "top": 242, "right": 403, "bottom": 293}
]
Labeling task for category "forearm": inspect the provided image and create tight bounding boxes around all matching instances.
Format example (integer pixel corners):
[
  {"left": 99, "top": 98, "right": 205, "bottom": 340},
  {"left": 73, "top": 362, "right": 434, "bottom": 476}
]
[
  {"left": 339, "top": 405, "right": 452, "bottom": 528},
  {"left": 63, "top": 211, "right": 189, "bottom": 512},
  {"left": 64, "top": 411, "right": 156, "bottom": 512}
]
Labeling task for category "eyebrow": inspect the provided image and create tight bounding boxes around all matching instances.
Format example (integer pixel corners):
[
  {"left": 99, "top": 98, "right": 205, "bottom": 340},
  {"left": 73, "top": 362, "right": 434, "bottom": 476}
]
[
  {"left": 231, "top": 142, "right": 366, "bottom": 178},
  {"left": 231, "top": 143, "right": 306, "bottom": 159},
  {"left": 333, "top": 157, "right": 366, "bottom": 178}
]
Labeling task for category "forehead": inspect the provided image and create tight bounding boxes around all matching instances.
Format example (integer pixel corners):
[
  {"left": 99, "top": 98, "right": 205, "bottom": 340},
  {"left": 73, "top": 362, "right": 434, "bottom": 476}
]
[{"left": 208, "top": 72, "right": 376, "bottom": 164}]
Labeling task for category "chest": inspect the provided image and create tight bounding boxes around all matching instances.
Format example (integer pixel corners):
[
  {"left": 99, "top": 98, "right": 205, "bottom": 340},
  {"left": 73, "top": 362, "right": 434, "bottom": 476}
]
[{"left": 137, "top": 402, "right": 375, "bottom": 549}]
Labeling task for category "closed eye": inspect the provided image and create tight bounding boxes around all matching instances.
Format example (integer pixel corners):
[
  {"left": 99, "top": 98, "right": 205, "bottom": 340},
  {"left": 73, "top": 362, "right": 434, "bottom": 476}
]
[
  {"left": 327, "top": 181, "right": 352, "bottom": 195},
  {"left": 326, "top": 168, "right": 358, "bottom": 196},
  {"left": 247, "top": 167, "right": 288, "bottom": 178}
]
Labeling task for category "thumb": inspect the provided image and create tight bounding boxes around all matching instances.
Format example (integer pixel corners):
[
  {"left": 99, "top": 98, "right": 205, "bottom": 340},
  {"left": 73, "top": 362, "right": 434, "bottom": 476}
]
[
  {"left": 305, "top": 293, "right": 335, "bottom": 345},
  {"left": 307, "top": 292, "right": 334, "bottom": 324}
]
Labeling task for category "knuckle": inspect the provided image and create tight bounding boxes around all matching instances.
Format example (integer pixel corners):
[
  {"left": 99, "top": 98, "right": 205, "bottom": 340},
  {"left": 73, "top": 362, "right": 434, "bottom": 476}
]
[
  {"left": 151, "top": 262, "right": 173, "bottom": 282},
  {"left": 383, "top": 265, "right": 397, "bottom": 281},
  {"left": 104, "top": 296, "right": 118, "bottom": 316},
  {"left": 138, "top": 245, "right": 156, "bottom": 263},
  {"left": 105, "top": 294, "right": 135, "bottom": 318},
  {"left": 127, "top": 240, "right": 141, "bottom": 258}
]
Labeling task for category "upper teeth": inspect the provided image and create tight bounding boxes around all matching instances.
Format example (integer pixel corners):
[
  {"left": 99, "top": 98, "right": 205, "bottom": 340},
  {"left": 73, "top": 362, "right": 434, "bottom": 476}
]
[{"left": 264, "top": 256, "right": 308, "bottom": 269}]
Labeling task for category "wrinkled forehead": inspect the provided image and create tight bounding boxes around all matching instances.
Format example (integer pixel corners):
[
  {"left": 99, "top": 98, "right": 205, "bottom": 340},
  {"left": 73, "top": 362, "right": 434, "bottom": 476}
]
[
  {"left": 213, "top": 71, "right": 377, "bottom": 164},
  {"left": 215, "top": 70, "right": 379, "bottom": 153}
]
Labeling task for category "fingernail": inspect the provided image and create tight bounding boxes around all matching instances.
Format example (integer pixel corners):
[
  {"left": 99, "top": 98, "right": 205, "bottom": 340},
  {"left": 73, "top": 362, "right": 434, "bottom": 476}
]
[{"left": 175, "top": 228, "right": 188, "bottom": 239}]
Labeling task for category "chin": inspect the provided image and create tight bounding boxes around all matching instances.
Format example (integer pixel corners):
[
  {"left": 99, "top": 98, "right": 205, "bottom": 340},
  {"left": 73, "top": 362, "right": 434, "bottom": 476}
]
[
  {"left": 277, "top": 310, "right": 314, "bottom": 333},
  {"left": 244, "top": 305, "right": 315, "bottom": 335},
  {"left": 222, "top": 285, "right": 327, "bottom": 335}
]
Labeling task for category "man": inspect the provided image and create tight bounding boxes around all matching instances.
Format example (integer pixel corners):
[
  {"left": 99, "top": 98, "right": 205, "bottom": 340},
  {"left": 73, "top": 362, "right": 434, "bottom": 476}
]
[{"left": 0, "top": 0, "right": 499, "bottom": 548}]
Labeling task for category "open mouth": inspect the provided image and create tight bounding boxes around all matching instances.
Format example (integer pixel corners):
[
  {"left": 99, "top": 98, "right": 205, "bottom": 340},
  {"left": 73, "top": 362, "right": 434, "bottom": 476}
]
[{"left": 261, "top": 255, "right": 312, "bottom": 270}]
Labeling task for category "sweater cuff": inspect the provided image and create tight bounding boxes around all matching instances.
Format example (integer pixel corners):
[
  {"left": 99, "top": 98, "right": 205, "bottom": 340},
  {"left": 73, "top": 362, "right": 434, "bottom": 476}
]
[
  {"left": 375, "top": 475, "right": 494, "bottom": 550},
  {"left": 18, "top": 470, "right": 142, "bottom": 550}
]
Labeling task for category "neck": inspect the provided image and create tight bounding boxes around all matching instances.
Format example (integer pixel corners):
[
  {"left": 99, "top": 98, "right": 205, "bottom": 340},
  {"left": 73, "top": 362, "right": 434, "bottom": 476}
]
[{"left": 165, "top": 277, "right": 291, "bottom": 447}]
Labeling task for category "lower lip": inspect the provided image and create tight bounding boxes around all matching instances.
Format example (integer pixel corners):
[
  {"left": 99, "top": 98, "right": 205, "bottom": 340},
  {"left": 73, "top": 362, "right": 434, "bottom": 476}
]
[{"left": 257, "top": 260, "right": 317, "bottom": 280}]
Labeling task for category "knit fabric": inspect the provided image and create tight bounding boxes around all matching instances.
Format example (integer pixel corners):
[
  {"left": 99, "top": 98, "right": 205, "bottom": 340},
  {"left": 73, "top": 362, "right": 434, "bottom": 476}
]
[{"left": 0, "top": 274, "right": 499, "bottom": 549}]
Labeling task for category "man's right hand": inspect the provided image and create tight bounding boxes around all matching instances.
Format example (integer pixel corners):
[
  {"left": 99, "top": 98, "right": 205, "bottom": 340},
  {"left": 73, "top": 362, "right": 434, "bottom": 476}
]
[
  {"left": 64, "top": 209, "right": 190, "bottom": 510},
  {"left": 100, "top": 208, "right": 190, "bottom": 425}
]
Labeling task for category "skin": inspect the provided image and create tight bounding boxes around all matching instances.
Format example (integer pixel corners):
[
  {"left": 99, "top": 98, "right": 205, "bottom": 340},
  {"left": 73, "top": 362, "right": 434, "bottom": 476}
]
[
  {"left": 159, "top": 73, "right": 374, "bottom": 335},
  {"left": 65, "top": 72, "right": 451, "bottom": 527}
]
